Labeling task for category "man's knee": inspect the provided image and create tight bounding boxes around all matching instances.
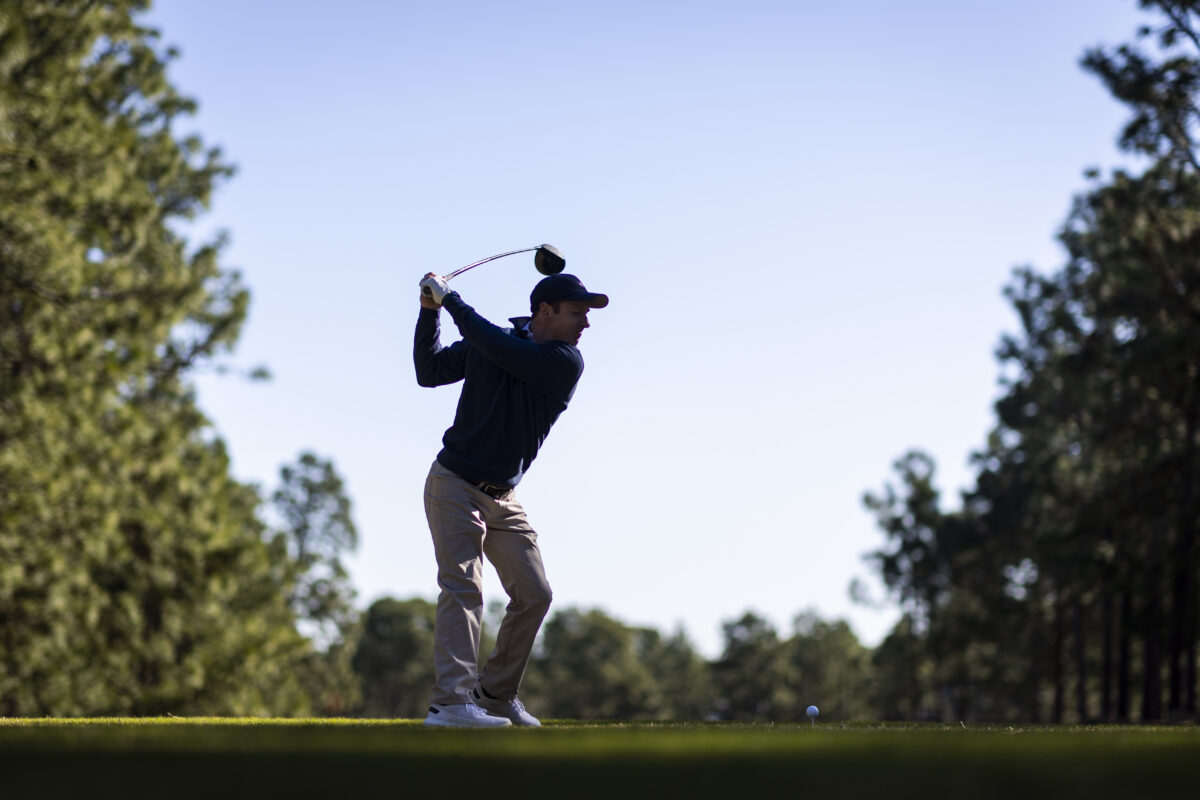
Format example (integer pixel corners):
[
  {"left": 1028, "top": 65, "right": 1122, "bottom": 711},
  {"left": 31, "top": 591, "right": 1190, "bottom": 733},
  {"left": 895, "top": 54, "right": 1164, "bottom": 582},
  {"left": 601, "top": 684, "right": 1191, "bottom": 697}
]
[
  {"left": 525, "top": 583, "right": 552, "bottom": 618},
  {"left": 439, "top": 574, "right": 484, "bottom": 610}
]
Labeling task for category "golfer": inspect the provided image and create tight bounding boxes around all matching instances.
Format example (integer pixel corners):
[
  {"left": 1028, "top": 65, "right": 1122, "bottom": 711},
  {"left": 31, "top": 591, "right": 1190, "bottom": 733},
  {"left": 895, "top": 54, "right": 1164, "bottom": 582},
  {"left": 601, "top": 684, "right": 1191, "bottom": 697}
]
[{"left": 414, "top": 270, "right": 608, "bottom": 727}]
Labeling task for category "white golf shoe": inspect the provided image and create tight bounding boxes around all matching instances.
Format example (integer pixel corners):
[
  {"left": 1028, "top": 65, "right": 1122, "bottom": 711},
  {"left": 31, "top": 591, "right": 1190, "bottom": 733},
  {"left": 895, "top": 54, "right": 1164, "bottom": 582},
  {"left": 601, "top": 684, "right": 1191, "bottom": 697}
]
[
  {"left": 423, "top": 702, "right": 512, "bottom": 728},
  {"left": 471, "top": 686, "right": 541, "bottom": 727}
]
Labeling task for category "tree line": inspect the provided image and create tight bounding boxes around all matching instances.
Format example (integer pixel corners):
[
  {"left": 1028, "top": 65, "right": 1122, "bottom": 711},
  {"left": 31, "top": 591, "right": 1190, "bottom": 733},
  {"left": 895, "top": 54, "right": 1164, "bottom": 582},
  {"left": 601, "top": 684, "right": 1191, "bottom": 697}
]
[
  {"left": 4, "top": 0, "right": 1199, "bottom": 721},
  {"left": 862, "top": 0, "right": 1200, "bottom": 723},
  {"left": 346, "top": 599, "right": 878, "bottom": 722}
]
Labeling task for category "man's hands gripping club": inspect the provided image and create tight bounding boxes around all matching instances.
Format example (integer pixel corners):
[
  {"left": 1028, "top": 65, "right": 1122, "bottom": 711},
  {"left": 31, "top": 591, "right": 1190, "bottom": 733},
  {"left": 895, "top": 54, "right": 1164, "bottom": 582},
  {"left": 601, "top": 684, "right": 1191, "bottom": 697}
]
[{"left": 420, "top": 273, "right": 450, "bottom": 308}]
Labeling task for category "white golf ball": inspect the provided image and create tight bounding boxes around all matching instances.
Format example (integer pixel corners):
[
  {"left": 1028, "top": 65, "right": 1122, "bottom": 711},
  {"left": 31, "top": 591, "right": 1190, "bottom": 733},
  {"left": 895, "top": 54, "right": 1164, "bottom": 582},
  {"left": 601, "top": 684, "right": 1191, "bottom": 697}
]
[{"left": 806, "top": 705, "right": 819, "bottom": 718}]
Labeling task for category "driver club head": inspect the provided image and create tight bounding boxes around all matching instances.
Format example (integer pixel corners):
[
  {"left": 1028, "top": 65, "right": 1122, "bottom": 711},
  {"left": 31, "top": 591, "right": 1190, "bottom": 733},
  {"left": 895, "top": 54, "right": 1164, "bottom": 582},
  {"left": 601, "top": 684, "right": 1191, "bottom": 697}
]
[{"left": 534, "top": 244, "right": 566, "bottom": 275}]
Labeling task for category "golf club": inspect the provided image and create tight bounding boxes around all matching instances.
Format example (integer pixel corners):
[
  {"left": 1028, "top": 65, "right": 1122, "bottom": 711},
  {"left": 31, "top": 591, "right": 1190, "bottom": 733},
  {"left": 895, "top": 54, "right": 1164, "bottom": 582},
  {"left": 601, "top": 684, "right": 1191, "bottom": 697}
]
[{"left": 422, "top": 244, "right": 566, "bottom": 297}]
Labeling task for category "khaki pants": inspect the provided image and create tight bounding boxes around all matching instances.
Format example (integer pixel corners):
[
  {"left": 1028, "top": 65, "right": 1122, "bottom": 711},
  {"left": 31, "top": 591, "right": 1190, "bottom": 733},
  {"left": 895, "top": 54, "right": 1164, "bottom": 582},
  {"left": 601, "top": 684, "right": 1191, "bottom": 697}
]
[{"left": 423, "top": 460, "right": 552, "bottom": 706}]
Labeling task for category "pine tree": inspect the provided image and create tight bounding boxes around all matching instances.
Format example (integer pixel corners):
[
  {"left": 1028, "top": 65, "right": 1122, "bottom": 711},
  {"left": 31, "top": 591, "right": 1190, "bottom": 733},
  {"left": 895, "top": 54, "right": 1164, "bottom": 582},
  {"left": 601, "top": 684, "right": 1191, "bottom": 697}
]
[{"left": 0, "top": 0, "right": 306, "bottom": 715}]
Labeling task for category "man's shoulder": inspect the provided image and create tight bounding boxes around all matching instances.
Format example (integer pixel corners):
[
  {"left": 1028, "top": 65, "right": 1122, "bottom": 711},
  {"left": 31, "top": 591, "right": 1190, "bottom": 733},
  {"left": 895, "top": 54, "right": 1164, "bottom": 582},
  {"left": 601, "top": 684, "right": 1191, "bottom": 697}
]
[{"left": 543, "top": 339, "right": 585, "bottom": 372}]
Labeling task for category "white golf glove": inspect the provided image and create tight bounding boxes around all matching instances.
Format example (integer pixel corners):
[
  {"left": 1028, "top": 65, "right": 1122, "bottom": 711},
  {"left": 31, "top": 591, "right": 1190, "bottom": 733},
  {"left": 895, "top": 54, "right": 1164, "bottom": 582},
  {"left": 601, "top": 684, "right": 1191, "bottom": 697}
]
[{"left": 420, "top": 274, "right": 451, "bottom": 305}]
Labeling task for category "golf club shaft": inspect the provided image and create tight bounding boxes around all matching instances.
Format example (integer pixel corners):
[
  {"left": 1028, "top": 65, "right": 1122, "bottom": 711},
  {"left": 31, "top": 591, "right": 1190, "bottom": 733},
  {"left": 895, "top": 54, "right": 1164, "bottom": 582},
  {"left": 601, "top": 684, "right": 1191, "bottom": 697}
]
[{"left": 446, "top": 247, "right": 540, "bottom": 281}]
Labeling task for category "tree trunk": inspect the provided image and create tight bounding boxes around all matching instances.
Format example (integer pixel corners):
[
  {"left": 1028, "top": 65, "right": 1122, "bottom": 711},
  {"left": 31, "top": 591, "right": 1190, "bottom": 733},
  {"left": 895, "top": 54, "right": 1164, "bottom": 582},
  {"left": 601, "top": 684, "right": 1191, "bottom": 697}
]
[
  {"left": 1028, "top": 603, "right": 1042, "bottom": 723},
  {"left": 1053, "top": 596, "right": 1065, "bottom": 723},
  {"left": 1075, "top": 598, "right": 1088, "bottom": 722},
  {"left": 1170, "top": 549, "right": 1187, "bottom": 714},
  {"left": 1177, "top": 370, "right": 1199, "bottom": 715},
  {"left": 1102, "top": 586, "right": 1114, "bottom": 721},
  {"left": 1188, "top": 613, "right": 1197, "bottom": 715},
  {"left": 1143, "top": 559, "right": 1163, "bottom": 722},
  {"left": 1168, "top": 387, "right": 1195, "bottom": 715},
  {"left": 1118, "top": 588, "right": 1132, "bottom": 722}
]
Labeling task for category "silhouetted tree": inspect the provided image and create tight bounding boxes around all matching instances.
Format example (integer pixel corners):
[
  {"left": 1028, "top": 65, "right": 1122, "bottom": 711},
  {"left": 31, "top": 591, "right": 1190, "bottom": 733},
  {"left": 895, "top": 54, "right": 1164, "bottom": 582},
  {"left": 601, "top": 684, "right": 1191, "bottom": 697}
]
[
  {"left": 710, "top": 612, "right": 794, "bottom": 720},
  {"left": 0, "top": 0, "right": 305, "bottom": 716},
  {"left": 862, "top": 0, "right": 1200, "bottom": 723},
  {"left": 353, "top": 597, "right": 436, "bottom": 718},
  {"left": 526, "top": 607, "right": 661, "bottom": 719}
]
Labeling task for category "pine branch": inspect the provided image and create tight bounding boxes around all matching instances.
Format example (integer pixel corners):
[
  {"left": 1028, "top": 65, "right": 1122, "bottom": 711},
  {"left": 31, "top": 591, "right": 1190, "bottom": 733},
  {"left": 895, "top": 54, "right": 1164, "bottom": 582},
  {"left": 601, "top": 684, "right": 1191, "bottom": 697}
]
[{"left": 1160, "top": 3, "right": 1200, "bottom": 56}]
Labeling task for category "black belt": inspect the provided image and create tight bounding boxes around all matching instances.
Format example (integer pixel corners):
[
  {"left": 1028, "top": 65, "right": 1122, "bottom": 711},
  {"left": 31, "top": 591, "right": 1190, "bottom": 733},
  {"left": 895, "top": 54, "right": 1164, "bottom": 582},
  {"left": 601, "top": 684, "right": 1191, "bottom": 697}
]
[
  {"left": 443, "top": 462, "right": 513, "bottom": 498},
  {"left": 475, "top": 481, "right": 512, "bottom": 499}
]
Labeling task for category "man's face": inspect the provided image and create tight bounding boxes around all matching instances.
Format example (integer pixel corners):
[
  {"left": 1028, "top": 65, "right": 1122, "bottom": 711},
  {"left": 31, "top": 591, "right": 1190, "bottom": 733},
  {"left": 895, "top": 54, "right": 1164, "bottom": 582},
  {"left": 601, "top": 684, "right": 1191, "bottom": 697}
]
[{"left": 539, "top": 300, "right": 591, "bottom": 345}]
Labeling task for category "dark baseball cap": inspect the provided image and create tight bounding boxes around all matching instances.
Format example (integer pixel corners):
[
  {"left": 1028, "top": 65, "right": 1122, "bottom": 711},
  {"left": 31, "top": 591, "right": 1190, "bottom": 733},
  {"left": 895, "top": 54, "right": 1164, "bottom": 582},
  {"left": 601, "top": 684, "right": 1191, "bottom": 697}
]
[{"left": 530, "top": 273, "right": 609, "bottom": 313}]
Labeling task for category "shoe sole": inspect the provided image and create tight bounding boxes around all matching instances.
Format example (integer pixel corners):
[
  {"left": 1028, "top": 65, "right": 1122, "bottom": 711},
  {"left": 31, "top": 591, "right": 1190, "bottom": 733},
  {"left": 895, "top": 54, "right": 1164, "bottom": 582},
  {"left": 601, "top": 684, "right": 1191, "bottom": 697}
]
[
  {"left": 471, "top": 693, "right": 540, "bottom": 726},
  {"left": 423, "top": 716, "right": 512, "bottom": 728},
  {"left": 485, "top": 714, "right": 540, "bottom": 727},
  {"left": 475, "top": 705, "right": 541, "bottom": 727}
]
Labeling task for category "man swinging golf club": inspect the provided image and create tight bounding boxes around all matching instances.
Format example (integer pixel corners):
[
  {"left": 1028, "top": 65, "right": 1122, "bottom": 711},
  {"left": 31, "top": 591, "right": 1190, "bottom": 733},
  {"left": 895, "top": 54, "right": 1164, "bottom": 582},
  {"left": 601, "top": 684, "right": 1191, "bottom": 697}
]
[{"left": 414, "top": 259, "right": 608, "bottom": 727}]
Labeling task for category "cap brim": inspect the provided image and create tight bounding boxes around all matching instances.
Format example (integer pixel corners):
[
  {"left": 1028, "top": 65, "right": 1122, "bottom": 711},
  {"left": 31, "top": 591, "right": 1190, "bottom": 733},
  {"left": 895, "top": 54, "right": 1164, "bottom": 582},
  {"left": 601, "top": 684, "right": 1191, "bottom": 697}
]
[{"left": 559, "top": 290, "right": 608, "bottom": 309}]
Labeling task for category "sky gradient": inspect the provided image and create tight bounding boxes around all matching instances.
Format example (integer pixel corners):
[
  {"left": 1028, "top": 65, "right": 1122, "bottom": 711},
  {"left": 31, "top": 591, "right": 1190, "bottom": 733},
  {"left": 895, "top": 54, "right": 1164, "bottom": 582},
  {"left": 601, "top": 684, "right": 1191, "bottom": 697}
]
[{"left": 147, "top": 0, "right": 1146, "bottom": 656}]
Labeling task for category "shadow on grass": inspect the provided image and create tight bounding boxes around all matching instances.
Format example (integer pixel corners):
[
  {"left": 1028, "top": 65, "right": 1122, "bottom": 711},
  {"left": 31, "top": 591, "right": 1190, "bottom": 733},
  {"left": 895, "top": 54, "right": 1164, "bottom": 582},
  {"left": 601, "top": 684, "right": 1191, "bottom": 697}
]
[{"left": 1, "top": 720, "right": 1196, "bottom": 799}]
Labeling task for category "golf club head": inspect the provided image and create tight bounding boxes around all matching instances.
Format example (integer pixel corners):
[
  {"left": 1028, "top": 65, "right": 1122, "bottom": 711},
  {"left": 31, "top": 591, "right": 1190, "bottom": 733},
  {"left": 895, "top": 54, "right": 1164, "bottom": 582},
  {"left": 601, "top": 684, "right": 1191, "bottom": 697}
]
[{"left": 534, "top": 244, "right": 566, "bottom": 275}]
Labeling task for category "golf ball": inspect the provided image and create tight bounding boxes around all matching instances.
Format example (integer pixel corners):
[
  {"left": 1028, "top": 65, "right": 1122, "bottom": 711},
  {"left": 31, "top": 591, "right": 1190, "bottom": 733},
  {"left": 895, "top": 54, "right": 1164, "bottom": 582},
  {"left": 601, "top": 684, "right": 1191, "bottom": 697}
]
[{"left": 806, "top": 705, "right": 819, "bottom": 719}]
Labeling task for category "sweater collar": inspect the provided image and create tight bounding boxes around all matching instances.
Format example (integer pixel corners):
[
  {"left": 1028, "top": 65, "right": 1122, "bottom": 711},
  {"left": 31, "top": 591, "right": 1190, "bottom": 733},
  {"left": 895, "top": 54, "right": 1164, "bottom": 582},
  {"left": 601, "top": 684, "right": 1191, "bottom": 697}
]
[{"left": 510, "top": 316, "right": 533, "bottom": 339}]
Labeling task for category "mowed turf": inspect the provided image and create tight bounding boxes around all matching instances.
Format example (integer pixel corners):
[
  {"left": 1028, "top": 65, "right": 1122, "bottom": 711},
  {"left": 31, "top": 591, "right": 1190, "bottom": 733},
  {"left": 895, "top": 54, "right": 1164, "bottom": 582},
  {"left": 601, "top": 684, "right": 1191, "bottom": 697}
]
[{"left": 1, "top": 718, "right": 1197, "bottom": 799}]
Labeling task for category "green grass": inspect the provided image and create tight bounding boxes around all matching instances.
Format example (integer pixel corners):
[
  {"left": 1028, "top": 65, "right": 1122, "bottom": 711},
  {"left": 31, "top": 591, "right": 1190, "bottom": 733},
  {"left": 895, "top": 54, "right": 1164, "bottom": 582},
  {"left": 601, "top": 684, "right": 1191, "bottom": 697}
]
[{"left": 1, "top": 718, "right": 1198, "bottom": 799}]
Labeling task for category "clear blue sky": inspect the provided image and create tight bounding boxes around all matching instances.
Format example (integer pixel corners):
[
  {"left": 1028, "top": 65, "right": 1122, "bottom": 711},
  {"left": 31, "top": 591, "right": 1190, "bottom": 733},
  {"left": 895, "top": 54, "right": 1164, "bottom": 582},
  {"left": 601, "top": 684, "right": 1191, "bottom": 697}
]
[{"left": 147, "top": 0, "right": 1145, "bottom": 656}]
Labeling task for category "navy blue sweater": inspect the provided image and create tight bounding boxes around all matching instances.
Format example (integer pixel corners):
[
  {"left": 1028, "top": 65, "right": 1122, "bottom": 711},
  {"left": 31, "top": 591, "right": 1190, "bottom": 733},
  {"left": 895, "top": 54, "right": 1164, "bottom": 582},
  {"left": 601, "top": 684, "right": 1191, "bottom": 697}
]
[{"left": 414, "top": 293, "right": 585, "bottom": 488}]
